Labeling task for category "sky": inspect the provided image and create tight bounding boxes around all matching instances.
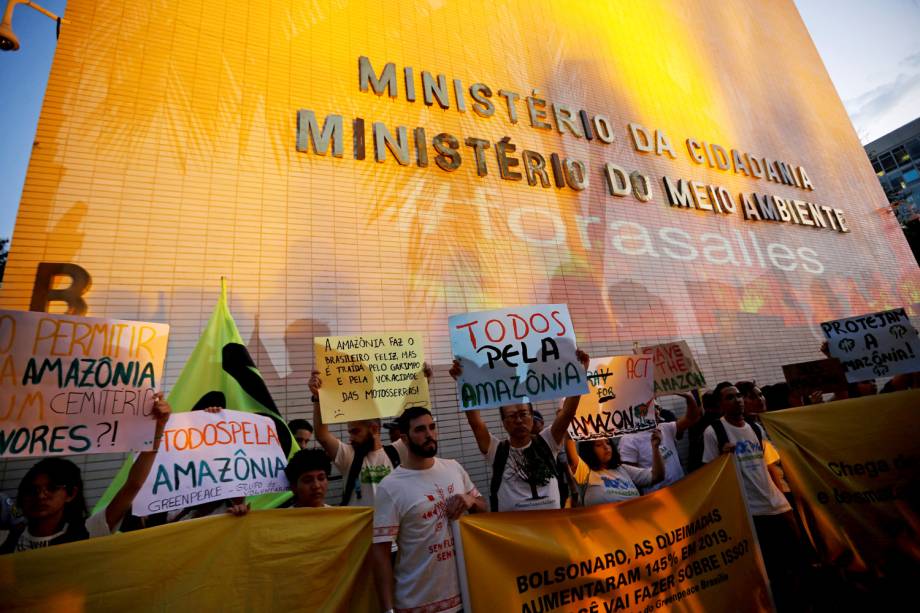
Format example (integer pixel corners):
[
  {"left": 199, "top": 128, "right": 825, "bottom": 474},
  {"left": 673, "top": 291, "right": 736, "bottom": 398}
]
[{"left": 0, "top": 0, "right": 919, "bottom": 242}]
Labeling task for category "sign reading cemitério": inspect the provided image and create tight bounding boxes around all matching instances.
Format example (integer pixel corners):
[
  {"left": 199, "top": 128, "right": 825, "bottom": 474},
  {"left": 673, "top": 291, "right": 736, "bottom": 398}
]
[{"left": 295, "top": 56, "right": 850, "bottom": 234}]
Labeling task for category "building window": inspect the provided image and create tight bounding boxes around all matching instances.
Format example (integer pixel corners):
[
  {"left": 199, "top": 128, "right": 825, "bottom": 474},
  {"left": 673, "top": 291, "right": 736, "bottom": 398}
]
[
  {"left": 880, "top": 153, "right": 898, "bottom": 172},
  {"left": 893, "top": 146, "right": 910, "bottom": 166},
  {"left": 904, "top": 168, "right": 920, "bottom": 184},
  {"left": 908, "top": 138, "right": 920, "bottom": 160}
]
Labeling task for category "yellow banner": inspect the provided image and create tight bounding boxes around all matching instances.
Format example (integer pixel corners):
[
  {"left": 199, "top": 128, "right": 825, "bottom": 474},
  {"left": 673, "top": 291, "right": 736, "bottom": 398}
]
[
  {"left": 457, "top": 455, "right": 771, "bottom": 612},
  {"left": 761, "top": 390, "right": 920, "bottom": 573},
  {"left": 0, "top": 508, "right": 375, "bottom": 612},
  {"left": 316, "top": 332, "right": 430, "bottom": 423}
]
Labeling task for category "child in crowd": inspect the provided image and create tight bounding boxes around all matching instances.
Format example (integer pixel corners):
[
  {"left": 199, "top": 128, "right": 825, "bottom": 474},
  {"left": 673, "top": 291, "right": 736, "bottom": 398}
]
[
  {"left": 285, "top": 448, "right": 332, "bottom": 508},
  {"left": 565, "top": 430, "right": 663, "bottom": 506},
  {"left": 0, "top": 393, "right": 171, "bottom": 554}
]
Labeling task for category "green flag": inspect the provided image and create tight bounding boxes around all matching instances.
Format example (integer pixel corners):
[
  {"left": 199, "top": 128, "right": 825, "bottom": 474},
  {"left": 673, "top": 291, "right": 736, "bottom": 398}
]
[{"left": 94, "top": 280, "right": 294, "bottom": 513}]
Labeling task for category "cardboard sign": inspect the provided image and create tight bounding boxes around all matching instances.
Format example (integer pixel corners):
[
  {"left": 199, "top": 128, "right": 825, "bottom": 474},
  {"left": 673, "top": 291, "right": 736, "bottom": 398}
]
[
  {"left": 820, "top": 308, "right": 920, "bottom": 382},
  {"left": 315, "top": 332, "right": 429, "bottom": 424},
  {"left": 640, "top": 340, "right": 706, "bottom": 395},
  {"left": 449, "top": 304, "right": 587, "bottom": 410},
  {"left": 133, "top": 410, "right": 288, "bottom": 516},
  {"left": 567, "top": 355, "right": 656, "bottom": 440},
  {"left": 0, "top": 310, "right": 169, "bottom": 457},
  {"left": 782, "top": 358, "right": 847, "bottom": 395}
]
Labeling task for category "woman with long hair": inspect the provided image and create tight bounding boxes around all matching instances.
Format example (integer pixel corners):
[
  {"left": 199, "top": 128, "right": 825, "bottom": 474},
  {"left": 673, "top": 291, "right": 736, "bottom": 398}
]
[
  {"left": 1, "top": 393, "right": 171, "bottom": 554},
  {"left": 565, "top": 430, "right": 664, "bottom": 506}
]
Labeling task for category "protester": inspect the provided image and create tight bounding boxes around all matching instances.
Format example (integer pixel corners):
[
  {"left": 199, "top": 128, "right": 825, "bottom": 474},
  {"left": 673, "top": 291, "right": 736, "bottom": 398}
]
[
  {"left": 687, "top": 389, "right": 721, "bottom": 472},
  {"left": 736, "top": 382, "right": 794, "bottom": 501},
  {"left": 288, "top": 418, "right": 315, "bottom": 450},
  {"left": 310, "top": 365, "right": 432, "bottom": 506},
  {"left": 0, "top": 394, "right": 171, "bottom": 554},
  {"left": 449, "top": 350, "right": 589, "bottom": 512},
  {"left": 702, "top": 382, "right": 805, "bottom": 610},
  {"left": 618, "top": 392, "right": 701, "bottom": 493},
  {"left": 564, "top": 431, "right": 663, "bottom": 505},
  {"left": 530, "top": 410, "right": 545, "bottom": 435},
  {"left": 372, "top": 406, "right": 486, "bottom": 613},
  {"left": 285, "top": 448, "right": 333, "bottom": 508}
]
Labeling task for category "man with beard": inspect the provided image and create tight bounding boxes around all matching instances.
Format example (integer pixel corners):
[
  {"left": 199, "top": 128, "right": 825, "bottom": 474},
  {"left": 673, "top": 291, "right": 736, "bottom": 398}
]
[
  {"left": 372, "top": 406, "right": 486, "bottom": 613},
  {"left": 310, "top": 365, "right": 431, "bottom": 507},
  {"left": 449, "top": 350, "right": 589, "bottom": 512}
]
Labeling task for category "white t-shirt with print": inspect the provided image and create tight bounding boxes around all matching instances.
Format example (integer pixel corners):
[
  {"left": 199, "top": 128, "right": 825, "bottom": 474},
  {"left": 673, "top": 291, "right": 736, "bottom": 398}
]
[
  {"left": 15, "top": 510, "right": 112, "bottom": 552},
  {"left": 618, "top": 421, "right": 685, "bottom": 493},
  {"left": 486, "top": 428, "right": 561, "bottom": 512},
  {"left": 702, "top": 418, "right": 791, "bottom": 516},
  {"left": 573, "top": 460, "right": 653, "bottom": 506},
  {"left": 334, "top": 438, "right": 407, "bottom": 507},
  {"left": 373, "top": 458, "right": 480, "bottom": 613}
]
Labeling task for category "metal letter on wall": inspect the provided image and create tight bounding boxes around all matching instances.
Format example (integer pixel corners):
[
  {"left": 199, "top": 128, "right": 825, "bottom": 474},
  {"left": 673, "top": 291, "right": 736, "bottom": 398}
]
[{"left": 29, "top": 262, "right": 92, "bottom": 315}]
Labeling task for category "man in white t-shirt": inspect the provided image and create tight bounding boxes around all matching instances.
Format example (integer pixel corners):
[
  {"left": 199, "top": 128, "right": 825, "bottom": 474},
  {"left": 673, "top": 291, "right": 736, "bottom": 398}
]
[
  {"left": 311, "top": 368, "right": 434, "bottom": 507},
  {"left": 619, "top": 392, "right": 701, "bottom": 493},
  {"left": 702, "top": 381, "right": 802, "bottom": 611},
  {"left": 449, "top": 350, "right": 589, "bottom": 512},
  {"left": 372, "top": 407, "right": 486, "bottom": 613}
]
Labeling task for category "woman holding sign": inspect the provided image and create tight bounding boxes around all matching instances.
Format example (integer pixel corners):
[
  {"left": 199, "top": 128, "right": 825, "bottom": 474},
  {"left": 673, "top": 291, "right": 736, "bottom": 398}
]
[
  {"left": 0, "top": 394, "right": 172, "bottom": 554},
  {"left": 565, "top": 431, "right": 664, "bottom": 506}
]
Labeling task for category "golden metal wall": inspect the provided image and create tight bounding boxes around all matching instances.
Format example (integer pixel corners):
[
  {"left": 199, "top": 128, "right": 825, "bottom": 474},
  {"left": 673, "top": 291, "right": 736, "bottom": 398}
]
[{"left": 2, "top": 0, "right": 917, "bottom": 499}]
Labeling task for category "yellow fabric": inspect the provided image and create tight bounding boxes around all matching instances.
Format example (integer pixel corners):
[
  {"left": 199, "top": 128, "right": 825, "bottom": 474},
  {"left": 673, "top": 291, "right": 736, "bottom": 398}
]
[
  {"left": 761, "top": 390, "right": 920, "bottom": 573},
  {"left": 458, "top": 455, "right": 771, "bottom": 612},
  {"left": 0, "top": 508, "right": 376, "bottom": 612},
  {"left": 763, "top": 440, "right": 780, "bottom": 465}
]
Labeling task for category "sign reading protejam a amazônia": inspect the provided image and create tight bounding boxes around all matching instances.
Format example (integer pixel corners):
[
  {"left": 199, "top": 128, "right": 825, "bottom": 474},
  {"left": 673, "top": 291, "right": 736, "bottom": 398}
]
[
  {"left": 448, "top": 304, "right": 588, "bottom": 411},
  {"left": 0, "top": 310, "right": 169, "bottom": 458},
  {"left": 820, "top": 308, "right": 920, "bottom": 382}
]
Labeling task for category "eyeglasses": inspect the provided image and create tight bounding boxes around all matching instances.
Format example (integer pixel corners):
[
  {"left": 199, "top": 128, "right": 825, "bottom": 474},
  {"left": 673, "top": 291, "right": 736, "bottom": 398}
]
[
  {"left": 22, "top": 484, "right": 67, "bottom": 498},
  {"left": 503, "top": 411, "right": 532, "bottom": 422}
]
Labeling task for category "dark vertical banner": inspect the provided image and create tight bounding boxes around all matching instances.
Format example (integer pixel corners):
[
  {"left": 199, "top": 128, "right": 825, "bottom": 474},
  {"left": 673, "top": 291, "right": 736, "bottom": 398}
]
[
  {"left": 456, "top": 455, "right": 771, "bottom": 612},
  {"left": 761, "top": 392, "right": 920, "bottom": 576}
]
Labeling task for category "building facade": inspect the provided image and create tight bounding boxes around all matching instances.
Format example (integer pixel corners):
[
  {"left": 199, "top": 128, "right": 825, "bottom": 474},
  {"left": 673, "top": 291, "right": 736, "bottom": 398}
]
[
  {"left": 2, "top": 0, "right": 919, "bottom": 501},
  {"left": 865, "top": 117, "right": 920, "bottom": 224}
]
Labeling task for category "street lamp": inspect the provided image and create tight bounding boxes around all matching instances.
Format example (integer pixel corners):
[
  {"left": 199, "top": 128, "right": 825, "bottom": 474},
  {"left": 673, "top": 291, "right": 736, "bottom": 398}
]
[{"left": 0, "top": 0, "right": 67, "bottom": 51}]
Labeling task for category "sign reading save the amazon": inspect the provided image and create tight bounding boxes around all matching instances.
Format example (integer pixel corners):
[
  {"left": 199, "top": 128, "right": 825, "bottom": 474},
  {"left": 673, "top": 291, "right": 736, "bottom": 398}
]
[
  {"left": 0, "top": 310, "right": 169, "bottom": 457},
  {"left": 640, "top": 341, "right": 706, "bottom": 396},
  {"left": 133, "top": 410, "right": 288, "bottom": 516}
]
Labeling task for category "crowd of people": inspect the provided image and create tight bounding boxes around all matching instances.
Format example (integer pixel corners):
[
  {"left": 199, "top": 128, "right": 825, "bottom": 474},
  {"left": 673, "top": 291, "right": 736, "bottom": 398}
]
[{"left": 0, "top": 347, "right": 912, "bottom": 613}]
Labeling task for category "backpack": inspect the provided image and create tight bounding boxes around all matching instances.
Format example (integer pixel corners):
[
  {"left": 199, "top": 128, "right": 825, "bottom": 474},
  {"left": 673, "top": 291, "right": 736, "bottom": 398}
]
[
  {"left": 490, "top": 435, "right": 565, "bottom": 512},
  {"left": 340, "top": 444, "right": 401, "bottom": 506},
  {"left": 711, "top": 419, "right": 763, "bottom": 453}
]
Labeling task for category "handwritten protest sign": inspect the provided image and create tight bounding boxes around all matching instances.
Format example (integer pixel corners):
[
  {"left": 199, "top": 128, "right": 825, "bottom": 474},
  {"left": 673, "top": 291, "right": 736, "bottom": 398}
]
[
  {"left": 315, "top": 332, "right": 429, "bottom": 424},
  {"left": 0, "top": 310, "right": 168, "bottom": 458},
  {"left": 568, "top": 355, "right": 656, "bottom": 440},
  {"left": 820, "top": 308, "right": 920, "bottom": 382},
  {"left": 449, "top": 304, "right": 587, "bottom": 410},
  {"left": 133, "top": 409, "right": 288, "bottom": 516},
  {"left": 782, "top": 358, "right": 847, "bottom": 396},
  {"left": 640, "top": 341, "right": 706, "bottom": 395}
]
